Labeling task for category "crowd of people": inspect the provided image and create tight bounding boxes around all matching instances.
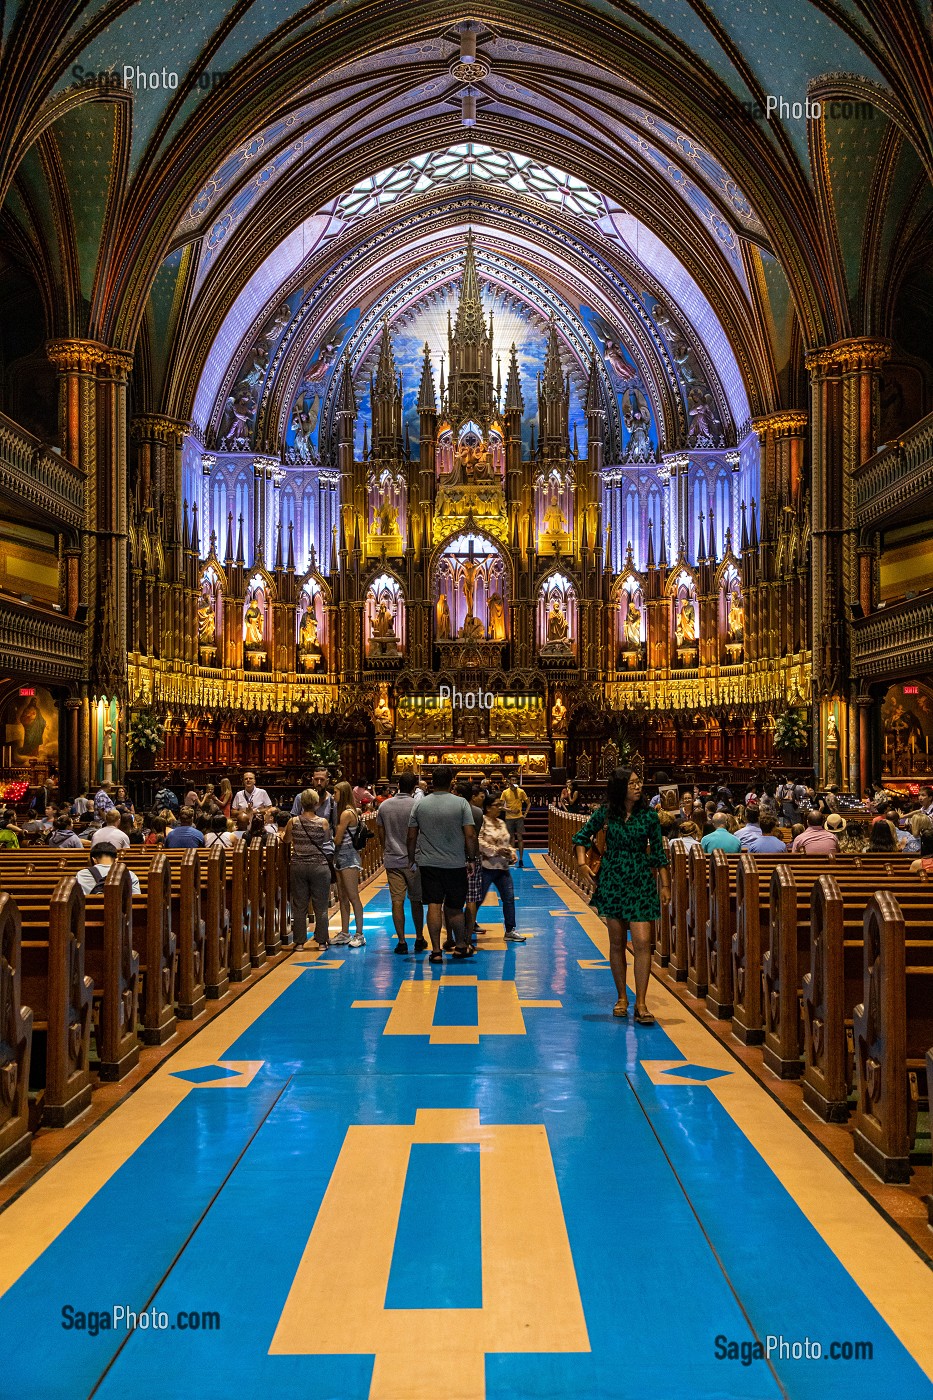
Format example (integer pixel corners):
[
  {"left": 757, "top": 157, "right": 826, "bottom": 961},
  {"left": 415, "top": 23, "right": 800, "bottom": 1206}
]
[
  {"left": 2, "top": 765, "right": 535, "bottom": 964},
  {"left": 558, "top": 772, "right": 933, "bottom": 868}
]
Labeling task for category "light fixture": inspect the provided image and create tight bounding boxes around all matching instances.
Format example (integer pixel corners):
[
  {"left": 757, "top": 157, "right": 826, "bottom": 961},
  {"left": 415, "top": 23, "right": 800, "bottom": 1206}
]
[{"left": 462, "top": 88, "right": 477, "bottom": 126}]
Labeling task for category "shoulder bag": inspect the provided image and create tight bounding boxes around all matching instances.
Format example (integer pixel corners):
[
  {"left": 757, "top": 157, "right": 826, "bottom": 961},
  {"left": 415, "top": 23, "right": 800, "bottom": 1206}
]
[{"left": 585, "top": 823, "right": 607, "bottom": 876}]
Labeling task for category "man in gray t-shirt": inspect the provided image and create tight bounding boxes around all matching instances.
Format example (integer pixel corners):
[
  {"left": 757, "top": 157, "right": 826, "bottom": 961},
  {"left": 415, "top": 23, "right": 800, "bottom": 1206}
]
[
  {"left": 377, "top": 774, "right": 425, "bottom": 952},
  {"left": 406, "top": 765, "right": 477, "bottom": 962}
]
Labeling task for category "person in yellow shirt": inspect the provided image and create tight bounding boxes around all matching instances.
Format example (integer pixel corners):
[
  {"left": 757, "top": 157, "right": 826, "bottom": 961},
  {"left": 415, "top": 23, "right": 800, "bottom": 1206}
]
[{"left": 501, "top": 773, "right": 529, "bottom": 868}]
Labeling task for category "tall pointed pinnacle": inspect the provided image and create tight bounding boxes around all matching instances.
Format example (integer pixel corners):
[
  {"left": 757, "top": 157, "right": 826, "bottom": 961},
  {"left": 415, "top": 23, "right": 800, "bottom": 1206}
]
[
  {"left": 542, "top": 315, "right": 564, "bottom": 397},
  {"left": 740, "top": 500, "right": 749, "bottom": 550},
  {"left": 286, "top": 521, "right": 295, "bottom": 572},
  {"left": 454, "top": 230, "right": 487, "bottom": 340},
  {"left": 696, "top": 506, "right": 707, "bottom": 562},
  {"left": 336, "top": 353, "right": 357, "bottom": 416},
  {"left": 750, "top": 498, "right": 759, "bottom": 550},
  {"left": 374, "top": 316, "right": 397, "bottom": 396},
  {"left": 362, "top": 423, "right": 369, "bottom": 460},
  {"left": 504, "top": 344, "right": 524, "bottom": 414},
  {"left": 182, "top": 499, "right": 190, "bottom": 550},
  {"left": 585, "top": 352, "right": 605, "bottom": 415},
  {"left": 225, "top": 511, "right": 234, "bottom": 563},
  {"left": 417, "top": 343, "right": 437, "bottom": 414},
  {"left": 646, "top": 518, "right": 656, "bottom": 569},
  {"left": 235, "top": 512, "right": 245, "bottom": 565},
  {"left": 190, "top": 501, "right": 199, "bottom": 554},
  {"left": 330, "top": 523, "right": 338, "bottom": 574},
  {"left": 274, "top": 516, "right": 284, "bottom": 570}
]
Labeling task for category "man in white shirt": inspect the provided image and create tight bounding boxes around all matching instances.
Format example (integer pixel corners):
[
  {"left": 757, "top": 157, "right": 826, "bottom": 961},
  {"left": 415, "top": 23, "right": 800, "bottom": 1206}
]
[
  {"left": 231, "top": 770, "right": 272, "bottom": 815},
  {"left": 90, "top": 809, "right": 130, "bottom": 850},
  {"left": 76, "top": 842, "right": 140, "bottom": 896}
]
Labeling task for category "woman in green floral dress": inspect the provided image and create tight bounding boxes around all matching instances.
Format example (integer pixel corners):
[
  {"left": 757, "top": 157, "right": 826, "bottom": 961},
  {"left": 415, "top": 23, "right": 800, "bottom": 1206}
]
[{"left": 573, "top": 767, "right": 670, "bottom": 1023}]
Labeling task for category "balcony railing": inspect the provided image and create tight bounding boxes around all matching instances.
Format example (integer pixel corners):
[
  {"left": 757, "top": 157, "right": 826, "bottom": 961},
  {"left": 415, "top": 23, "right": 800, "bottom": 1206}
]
[
  {"left": 854, "top": 412, "right": 933, "bottom": 529},
  {"left": 0, "top": 411, "right": 84, "bottom": 530},
  {"left": 0, "top": 595, "right": 86, "bottom": 680},
  {"left": 852, "top": 591, "right": 933, "bottom": 677}
]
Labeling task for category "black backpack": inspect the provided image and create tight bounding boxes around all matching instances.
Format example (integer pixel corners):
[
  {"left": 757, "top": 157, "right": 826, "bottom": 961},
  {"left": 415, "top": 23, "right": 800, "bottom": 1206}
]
[{"left": 351, "top": 820, "right": 373, "bottom": 850}]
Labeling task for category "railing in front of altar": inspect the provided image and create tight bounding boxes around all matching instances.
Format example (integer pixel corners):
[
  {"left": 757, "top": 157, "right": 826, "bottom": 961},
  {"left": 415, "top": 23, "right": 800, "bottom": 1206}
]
[{"left": 547, "top": 806, "right": 589, "bottom": 895}]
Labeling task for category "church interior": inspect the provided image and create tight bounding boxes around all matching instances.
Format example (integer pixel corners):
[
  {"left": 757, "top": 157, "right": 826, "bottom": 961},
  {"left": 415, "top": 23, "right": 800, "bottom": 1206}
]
[{"left": 2, "top": 3, "right": 933, "bottom": 1397}]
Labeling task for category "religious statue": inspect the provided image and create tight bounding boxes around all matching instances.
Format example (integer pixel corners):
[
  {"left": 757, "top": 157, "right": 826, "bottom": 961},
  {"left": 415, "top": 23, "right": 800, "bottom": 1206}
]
[
  {"left": 461, "top": 556, "right": 479, "bottom": 617},
  {"left": 675, "top": 599, "right": 696, "bottom": 646},
  {"left": 552, "top": 694, "right": 567, "bottom": 729},
  {"left": 373, "top": 683, "right": 393, "bottom": 734},
  {"left": 547, "top": 598, "right": 570, "bottom": 642},
  {"left": 371, "top": 601, "right": 396, "bottom": 638},
  {"left": 487, "top": 593, "right": 506, "bottom": 641},
  {"left": 460, "top": 611, "right": 485, "bottom": 642},
  {"left": 624, "top": 600, "right": 642, "bottom": 649},
  {"left": 825, "top": 711, "right": 841, "bottom": 787},
  {"left": 373, "top": 499, "right": 399, "bottom": 536},
  {"left": 299, "top": 608, "right": 319, "bottom": 650},
  {"left": 543, "top": 494, "right": 566, "bottom": 536},
  {"left": 244, "top": 598, "right": 264, "bottom": 648},
  {"left": 436, "top": 592, "right": 451, "bottom": 640},
  {"left": 197, "top": 592, "right": 216, "bottom": 645},
  {"left": 727, "top": 591, "right": 744, "bottom": 641}
]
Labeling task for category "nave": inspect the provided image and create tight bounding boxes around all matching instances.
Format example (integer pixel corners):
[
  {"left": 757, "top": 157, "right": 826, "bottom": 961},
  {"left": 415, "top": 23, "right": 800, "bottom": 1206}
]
[{"left": 1, "top": 862, "right": 931, "bottom": 1400}]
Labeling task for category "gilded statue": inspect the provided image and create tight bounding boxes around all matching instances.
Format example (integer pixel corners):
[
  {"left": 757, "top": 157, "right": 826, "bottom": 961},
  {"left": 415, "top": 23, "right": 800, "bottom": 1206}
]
[
  {"left": 547, "top": 598, "right": 569, "bottom": 642},
  {"left": 244, "top": 598, "right": 264, "bottom": 648},
  {"left": 371, "top": 600, "right": 396, "bottom": 638},
  {"left": 623, "top": 600, "right": 641, "bottom": 649},
  {"left": 373, "top": 683, "right": 392, "bottom": 734},
  {"left": 460, "top": 611, "right": 484, "bottom": 642},
  {"left": 487, "top": 592, "right": 506, "bottom": 641},
  {"left": 461, "top": 556, "right": 479, "bottom": 616},
  {"left": 551, "top": 694, "right": 567, "bottom": 728},
  {"left": 299, "top": 608, "right": 319, "bottom": 650},
  {"left": 436, "top": 592, "right": 451, "bottom": 640},
  {"left": 374, "top": 500, "right": 399, "bottom": 536},
  {"left": 727, "top": 591, "right": 744, "bottom": 640},
  {"left": 197, "top": 593, "right": 216, "bottom": 644},
  {"left": 543, "top": 494, "right": 566, "bottom": 535},
  {"left": 675, "top": 599, "right": 696, "bottom": 645}
]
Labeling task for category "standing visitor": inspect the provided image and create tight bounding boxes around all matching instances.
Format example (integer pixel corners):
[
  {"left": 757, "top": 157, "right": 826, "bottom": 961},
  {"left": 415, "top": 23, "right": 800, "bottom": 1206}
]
[
  {"left": 573, "top": 766, "right": 669, "bottom": 1024},
  {"left": 376, "top": 773, "right": 426, "bottom": 953},
  {"left": 478, "top": 793, "right": 525, "bottom": 942},
  {"left": 502, "top": 772, "right": 530, "bottom": 867},
  {"left": 331, "top": 781, "right": 366, "bottom": 948},
  {"left": 283, "top": 789, "right": 335, "bottom": 949},
  {"left": 406, "top": 764, "right": 478, "bottom": 963},
  {"left": 231, "top": 771, "right": 272, "bottom": 816}
]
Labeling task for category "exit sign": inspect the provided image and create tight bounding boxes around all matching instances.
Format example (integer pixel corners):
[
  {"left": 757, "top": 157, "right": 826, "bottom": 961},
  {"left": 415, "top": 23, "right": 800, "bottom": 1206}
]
[
  {"left": 18, "top": 688, "right": 35, "bottom": 696},
  {"left": 904, "top": 686, "right": 919, "bottom": 694}
]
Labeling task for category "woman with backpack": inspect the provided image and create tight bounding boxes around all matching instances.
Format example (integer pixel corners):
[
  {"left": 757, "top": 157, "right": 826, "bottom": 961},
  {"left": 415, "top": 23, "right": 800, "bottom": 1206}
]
[
  {"left": 283, "top": 789, "right": 336, "bottom": 948},
  {"left": 332, "top": 780, "right": 368, "bottom": 948}
]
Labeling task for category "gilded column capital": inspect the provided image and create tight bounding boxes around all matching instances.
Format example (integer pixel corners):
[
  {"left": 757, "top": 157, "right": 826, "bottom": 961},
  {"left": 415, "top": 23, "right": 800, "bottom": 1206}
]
[
  {"left": 751, "top": 410, "right": 809, "bottom": 437},
  {"left": 130, "top": 414, "right": 192, "bottom": 444},
  {"left": 46, "top": 338, "right": 134, "bottom": 379},
  {"left": 804, "top": 337, "right": 892, "bottom": 374}
]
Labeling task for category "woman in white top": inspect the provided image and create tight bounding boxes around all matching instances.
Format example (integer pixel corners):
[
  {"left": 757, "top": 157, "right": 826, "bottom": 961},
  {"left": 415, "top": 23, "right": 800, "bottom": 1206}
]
[
  {"left": 477, "top": 794, "right": 524, "bottom": 942},
  {"left": 332, "top": 781, "right": 366, "bottom": 948}
]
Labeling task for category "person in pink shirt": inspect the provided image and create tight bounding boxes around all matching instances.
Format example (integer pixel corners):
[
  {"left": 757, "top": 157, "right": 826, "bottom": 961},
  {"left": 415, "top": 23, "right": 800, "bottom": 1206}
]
[{"left": 790, "top": 811, "right": 839, "bottom": 855}]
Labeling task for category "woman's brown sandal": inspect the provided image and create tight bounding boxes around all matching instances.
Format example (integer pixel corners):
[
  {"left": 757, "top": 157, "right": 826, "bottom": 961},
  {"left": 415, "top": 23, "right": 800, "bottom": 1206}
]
[
  {"left": 633, "top": 1006, "right": 656, "bottom": 1025},
  {"left": 613, "top": 997, "right": 629, "bottom": 1018}
]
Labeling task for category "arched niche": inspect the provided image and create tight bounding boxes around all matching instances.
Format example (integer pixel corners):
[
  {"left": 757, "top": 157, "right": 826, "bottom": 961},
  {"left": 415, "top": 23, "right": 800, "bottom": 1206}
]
[
  {"left": 435, "top": 533, "right": 507, "bottom": 642},
  {"left": 366, "top": 572, "right": 405, "bottom": 658},
  {"left": 198, "top": 566, "right": 223, "bottom": 663},
  {"left": 243, "top": 574, "right": 272, "bottom": 669},
  {"left": 297, "top": 575, "right": 327, "bottom": 672},
  {"left": 538, "top": 571, "right": 577, "bottom": 658}
]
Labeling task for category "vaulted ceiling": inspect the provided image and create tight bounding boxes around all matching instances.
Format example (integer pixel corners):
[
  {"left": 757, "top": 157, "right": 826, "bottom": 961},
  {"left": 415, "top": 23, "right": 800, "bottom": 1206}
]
[{"left": 1, "top": 0, "right": 932, "bottom": 448}]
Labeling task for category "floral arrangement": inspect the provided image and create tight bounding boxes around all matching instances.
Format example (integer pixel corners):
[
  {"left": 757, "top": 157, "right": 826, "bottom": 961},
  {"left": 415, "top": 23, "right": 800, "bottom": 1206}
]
[
  {"left": 306, "top": 730, "right": 341, "bottom": 777},
  {"left": 0, "top": 780, "right": 28, "bottom": 802},
  {"left": 128, "top": 710, "right": 165, "bottom": 756},
  {"left": 773, "top": 708, "right": 809, "bottom": 751}
]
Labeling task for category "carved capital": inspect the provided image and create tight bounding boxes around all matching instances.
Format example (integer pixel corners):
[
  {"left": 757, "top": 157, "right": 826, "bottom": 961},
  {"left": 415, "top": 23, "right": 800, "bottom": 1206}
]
[
  {"left": 130, "top": 414, "right": 191, "bottom": 444},
  {"left": 46, "top": 338, "right": 133, "bottom": 378},
  {"left": 804, "top": 338, "right": 892, "bottom": 375},
  {"left": 751, "top": 410, "right": 809, "bottom": 437}
]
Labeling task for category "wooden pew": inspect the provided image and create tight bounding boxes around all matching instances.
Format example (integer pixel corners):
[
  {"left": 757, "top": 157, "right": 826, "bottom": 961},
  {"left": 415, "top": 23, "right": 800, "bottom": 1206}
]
[
  {"left": 0, "top": 865, "right": 140, "bottom": 1083},
  {"left": 122, "top": 848, "right": 223, "bottom": 1003},
  {"left": 0, "top": 850, "right": 177, "bottom": 1045},
  {"left": 18, "top": 876, "right": 93, "bottom": 1126},
  {"left": 852, "top": 891, "right": 933, "bottom": 1182},
  {"left": 246, "top": 837, "right": 266, "bottom": 967},
  {"left": 802, "top": 874, "right": 933, "bottom": 1118},
  {"left": 686, "top": 843, "right": 708, "bottom": 998},
  {"left": 0, "top": 893, "right": 33, "bottom": 1176},
  {"left": 666, "top": 839, "right": 690, "bottom": 983},
  {"left": 654, "top": 837, "right": 672, "bottom": 968},
  {"left": 705, "top": 849, "right": 734, "bottom": 1017},
  {"left": 227, "top": 840, "right": 250, "bottom": 981}
]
